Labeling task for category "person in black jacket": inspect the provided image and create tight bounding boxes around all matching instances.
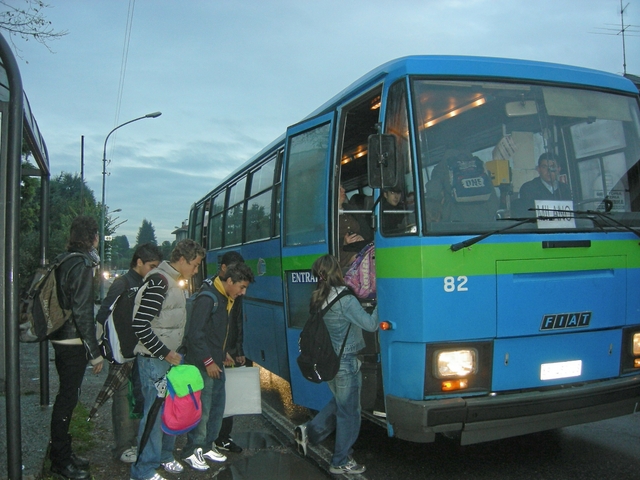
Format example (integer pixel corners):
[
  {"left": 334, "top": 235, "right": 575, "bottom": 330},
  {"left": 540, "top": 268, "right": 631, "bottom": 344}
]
[
  {"left": 48, "top": 216, "right": 103, "bottom": 480},
  {"left": 95, "top": 243, "right": 162, "bottom": 464},
  {"left": 215, "top": 251, "right": 246, "bottom": 454},
  {"left": 181, "top": 263, "right": 254, "bottom": 471}
]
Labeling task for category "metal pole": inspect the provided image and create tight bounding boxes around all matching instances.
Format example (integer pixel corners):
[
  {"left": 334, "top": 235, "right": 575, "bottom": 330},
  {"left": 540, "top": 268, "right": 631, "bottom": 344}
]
[
  {"left": 39, "top": 176, "right": 50, "bottom": 406},
  {"left": 80, "top": 135, "right": 84, "bottom": 214},
  {"left": 0, "top": 30, "right": 25, "bottom": 480},
  {"left": 99, "top": 111, "right": 161, "bottom": 299}
]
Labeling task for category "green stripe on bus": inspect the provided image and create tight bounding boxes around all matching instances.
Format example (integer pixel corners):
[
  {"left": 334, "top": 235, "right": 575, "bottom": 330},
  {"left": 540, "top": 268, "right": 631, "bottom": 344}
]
[{"left": 376, "top": 240, "right": 640, "bottom": 278}]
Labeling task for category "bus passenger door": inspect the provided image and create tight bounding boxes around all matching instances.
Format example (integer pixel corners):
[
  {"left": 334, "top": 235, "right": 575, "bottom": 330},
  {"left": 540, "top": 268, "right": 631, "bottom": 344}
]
[{"left": 281, "top": 112, "right": 335, "bottom": 410}]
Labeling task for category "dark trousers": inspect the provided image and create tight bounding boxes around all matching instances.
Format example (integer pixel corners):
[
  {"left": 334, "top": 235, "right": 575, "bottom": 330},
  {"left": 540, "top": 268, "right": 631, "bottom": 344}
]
[
  {"left": 218, "top": 416, "right": 234, "bottom": 440},
  {"left": 50, "top": 343, "right": 88, "bottom": 467}
]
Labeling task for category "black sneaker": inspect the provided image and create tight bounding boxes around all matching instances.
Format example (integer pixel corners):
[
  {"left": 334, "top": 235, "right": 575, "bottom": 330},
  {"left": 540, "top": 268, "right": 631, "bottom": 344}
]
[
  {"left": 70, "top": 453, "right": 90, "bottom": 468},
  {"left": 50, "top": 462, "right": 90, "bottom": 480},
  {"left": 215, "top": 437, "right": 243, "bottom": 453}
]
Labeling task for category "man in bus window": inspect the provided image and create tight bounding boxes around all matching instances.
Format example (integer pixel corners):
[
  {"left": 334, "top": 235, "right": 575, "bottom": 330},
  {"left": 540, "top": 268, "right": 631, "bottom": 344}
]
[
  {"left": 518, "top": 153, "right": 572, "bottom": 215},
  {"left": 380, "top": 186, "right": 404, "bottom": 233}
]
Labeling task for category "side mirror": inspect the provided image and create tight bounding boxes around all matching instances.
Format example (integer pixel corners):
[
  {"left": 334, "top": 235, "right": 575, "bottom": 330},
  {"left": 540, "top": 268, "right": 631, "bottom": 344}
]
[{"left": 367, "top": 133, "right": 398, "bottom": 189}]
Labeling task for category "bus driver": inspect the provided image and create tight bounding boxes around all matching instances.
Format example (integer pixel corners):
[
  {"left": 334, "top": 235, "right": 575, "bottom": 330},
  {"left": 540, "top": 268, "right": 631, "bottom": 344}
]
[{"left": 518, "top": 153, "right": 572, "bottom": 215}]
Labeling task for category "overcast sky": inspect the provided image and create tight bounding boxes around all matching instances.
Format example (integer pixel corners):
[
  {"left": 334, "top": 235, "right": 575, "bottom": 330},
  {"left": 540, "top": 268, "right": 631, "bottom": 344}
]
[{"left": 13, "top": 0, "right": 640, "bottom": 243}]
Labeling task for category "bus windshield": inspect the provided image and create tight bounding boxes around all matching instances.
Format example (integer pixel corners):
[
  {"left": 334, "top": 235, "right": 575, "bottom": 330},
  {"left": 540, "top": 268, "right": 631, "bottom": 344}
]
[{"left": 414, "top": 79, "right": 640, "bottom": 235}]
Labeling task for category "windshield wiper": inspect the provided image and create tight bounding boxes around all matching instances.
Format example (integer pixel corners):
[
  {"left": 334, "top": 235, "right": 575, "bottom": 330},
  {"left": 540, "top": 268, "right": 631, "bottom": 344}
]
[
  {"left": 450, "top": 217, "right": 539, "bottom": 252},
  {"left": 450, "top": 197, "right": 640, "bottom": 252},
  {"left": 572, "top": 207, "right": 640, "bottom": 242}
]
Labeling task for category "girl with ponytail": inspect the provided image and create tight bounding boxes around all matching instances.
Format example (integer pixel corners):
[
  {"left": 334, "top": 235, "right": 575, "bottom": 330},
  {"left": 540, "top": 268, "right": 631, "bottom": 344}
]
[{"left": 295, "top": 254, "right": 378, "bottom": 475}]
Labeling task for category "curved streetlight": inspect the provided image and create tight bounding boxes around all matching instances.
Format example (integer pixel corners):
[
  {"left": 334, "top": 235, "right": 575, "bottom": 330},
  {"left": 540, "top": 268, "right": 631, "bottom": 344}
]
[{"left": 99, "top": 111, "right": 162, "bottom": 299}]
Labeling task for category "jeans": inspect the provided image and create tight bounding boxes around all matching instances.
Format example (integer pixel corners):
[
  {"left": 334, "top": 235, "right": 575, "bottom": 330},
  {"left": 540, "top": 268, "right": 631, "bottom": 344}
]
[
  {"left": 130, "top": 356, "right": 175, "bottom": 480},
  {"left": 306, "top": 354, "right": 362, "bottom": 467},
  {"left": 111, "top": 363, "right": 139, "bottom": 458},
  {"left": 50, "top": 343, "right": 88, "bottom": 468},
  {"left": 182, "top": 368, "right": 226, "bottom": 457}
]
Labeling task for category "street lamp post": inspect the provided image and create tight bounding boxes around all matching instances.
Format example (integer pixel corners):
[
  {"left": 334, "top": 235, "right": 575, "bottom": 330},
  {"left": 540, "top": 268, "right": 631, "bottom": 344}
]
[{"left": 99, "top": 111, "right": 162, "bottom": 299}]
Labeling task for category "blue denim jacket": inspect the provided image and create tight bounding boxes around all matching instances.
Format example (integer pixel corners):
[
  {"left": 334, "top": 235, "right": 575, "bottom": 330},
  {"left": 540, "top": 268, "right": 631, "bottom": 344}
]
[{"left": 322, "top": 287, "right": 378, "bottom": 355}]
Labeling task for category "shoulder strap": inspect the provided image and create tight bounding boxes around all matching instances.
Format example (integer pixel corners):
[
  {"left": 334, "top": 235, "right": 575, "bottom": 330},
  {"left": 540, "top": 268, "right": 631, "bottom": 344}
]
[
  {"left": 56, "top": 251, "right": 89, "bottom": 268},
  {"left": 196, "top": 289, "right": 218, "bottom": 315},
  {"left": 319, "top": 288, "right": 353, "bottom": 317},
  {"left": 320, "top": 288, "right": 354, "bottom": 358}
]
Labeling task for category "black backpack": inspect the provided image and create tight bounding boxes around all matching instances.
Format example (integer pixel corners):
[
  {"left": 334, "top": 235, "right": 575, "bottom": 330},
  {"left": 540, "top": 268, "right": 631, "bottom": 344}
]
[
  {"left": 297, "top": 289, "right": 353, "bottom": 383},
  {"left": 99, "top": 275, "right": 140, "bottom": 364}
]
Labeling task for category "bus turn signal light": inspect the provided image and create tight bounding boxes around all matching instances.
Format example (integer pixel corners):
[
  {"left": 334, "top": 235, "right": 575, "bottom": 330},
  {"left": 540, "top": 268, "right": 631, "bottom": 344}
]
[
  {"left": 634, "top": 358, "right": 640, "bottom": 368},
  {"left": 441, "top": 379, "right": 469, "bottom": 392},
  {"left": 379, "top": 321, "right": 393, "bottom": 331}
]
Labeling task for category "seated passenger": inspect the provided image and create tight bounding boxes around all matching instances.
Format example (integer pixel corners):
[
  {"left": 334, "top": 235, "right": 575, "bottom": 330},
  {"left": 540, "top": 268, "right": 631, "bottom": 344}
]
[
  {"left": 518, "top": 153, "right": 572, "bottom": 215},
  {"left": 347, "top": 193, "right": 374, "bottom": 241},
  {"left": 339, "top": 185, "right": 372, "bottom": 268},
  {"left": 425, "top": 149, "right": 499, "bottom": 223},
  {"left": 380, "top": 186, "right": 404, "bottom": 233}
]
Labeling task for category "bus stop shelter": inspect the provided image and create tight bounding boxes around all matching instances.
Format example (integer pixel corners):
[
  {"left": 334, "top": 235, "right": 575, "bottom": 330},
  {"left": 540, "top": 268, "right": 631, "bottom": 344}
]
[{"left": 0, "top": 31, "right": 51, "bottom": 480}]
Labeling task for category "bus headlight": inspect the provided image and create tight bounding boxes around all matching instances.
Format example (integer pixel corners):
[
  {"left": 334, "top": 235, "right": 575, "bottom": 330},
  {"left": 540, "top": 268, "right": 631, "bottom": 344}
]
[
  {"left": 435, "top": 349, "right": 477, "bottom": 378},
  {"left": 633, "top": 333, "right": 640, "bottom": 355}
]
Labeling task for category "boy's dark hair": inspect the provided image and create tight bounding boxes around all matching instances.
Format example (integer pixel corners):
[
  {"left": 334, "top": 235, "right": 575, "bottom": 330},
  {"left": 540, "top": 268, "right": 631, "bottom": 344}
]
[
  {"left": 67, "top": 216, "right": 99, "bottom": 252},
  {"left": 220, "top": 263, "right": 254, "bottom": 284},
  {"left": 220, "top": 251, "right": 244, "bottom": 267},
  {"left": 170, "top": 238, "right": 205, "bottom": 263},
  {"left": 130, "top": 243, "right": 163, "bottom": 268}
]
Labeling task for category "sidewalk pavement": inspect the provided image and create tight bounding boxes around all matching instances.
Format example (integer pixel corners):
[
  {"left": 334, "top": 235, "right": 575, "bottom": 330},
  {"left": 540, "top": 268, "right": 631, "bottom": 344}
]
[{"left": 1, "top": 342, "right": 334, "bottom": 480}]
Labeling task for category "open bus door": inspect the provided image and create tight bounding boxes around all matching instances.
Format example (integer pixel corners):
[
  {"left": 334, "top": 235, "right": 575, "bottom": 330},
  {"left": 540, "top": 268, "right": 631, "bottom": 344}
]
[{"left": 281, "top": 112, "right": 336, "bottom": 410}]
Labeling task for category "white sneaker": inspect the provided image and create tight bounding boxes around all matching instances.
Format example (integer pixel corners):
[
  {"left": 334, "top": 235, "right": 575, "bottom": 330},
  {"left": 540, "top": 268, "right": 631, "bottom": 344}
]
[
  {"left": 129, "top": 474, "right": 167, "bottom": 480},
  {"left": 183, "top": 447, "right": 210, "bottom": 471},
  {"left": 119, "top": 446, "right": 137, "bottom": 463},
  {"left": 161, "top": 458, "right": 184, "bottom": 473},
  {"left": 294, "top": 424, "right": 308, "bottom": 456},
  {"left": 203, "top": 445, "right": 227, "bottom": 462}
]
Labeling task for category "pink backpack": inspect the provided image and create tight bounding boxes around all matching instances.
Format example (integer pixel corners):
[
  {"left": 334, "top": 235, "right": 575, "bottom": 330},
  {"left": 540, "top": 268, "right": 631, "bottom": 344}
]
[
  {"left": 344, "top": 243, "right": 376, "bottom": 299},
  {"left": 161, "top": 365, "right": 204, "bottom": 435}
]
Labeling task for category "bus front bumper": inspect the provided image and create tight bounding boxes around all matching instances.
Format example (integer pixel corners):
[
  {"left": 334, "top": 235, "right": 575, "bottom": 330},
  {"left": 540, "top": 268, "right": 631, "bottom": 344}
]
[{"left": 385, "top": 375, "right": 640, "bottom": 445}]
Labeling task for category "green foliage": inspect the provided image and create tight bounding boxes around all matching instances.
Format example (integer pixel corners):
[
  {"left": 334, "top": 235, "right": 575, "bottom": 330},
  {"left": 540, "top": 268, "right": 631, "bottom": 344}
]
[
  {"left": 20, "top": 160, "right": 39, "bottom": 232},
  {"left": 135, "top": 219, "right": 157, "bottom": 247},
  {"left": 160, "top": 240, "right": 174, "bottom": 263},
  {"left": 111, "top": 235, "right": 131, "bottom": 270},
  {"left": 48, "top": 172, "right": 100, "bottom": 256},
  {"left": 18, "top": 170, "right": 99, "bottom": 291}
]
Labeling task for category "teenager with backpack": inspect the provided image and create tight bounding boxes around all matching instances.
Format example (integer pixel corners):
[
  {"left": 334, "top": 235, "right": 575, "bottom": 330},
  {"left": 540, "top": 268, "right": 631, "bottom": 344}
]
[
  {"left": 129, "top": 239, "right": 205, "bottom": 480},
  {"left": 48, "top": 216, "right": 103, "bottom": 480},
  {"left": 95, "top": 243, "right": 162, "bottom": 464},
  {"left": 180, "top": 262, "right": 254, "bottom": 471},
  {"left": 294, "top": 254, "right": 378, "bottom": 475}
]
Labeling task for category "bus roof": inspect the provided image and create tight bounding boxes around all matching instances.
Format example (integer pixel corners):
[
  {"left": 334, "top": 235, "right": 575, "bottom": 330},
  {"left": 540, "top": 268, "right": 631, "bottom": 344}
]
[
  {"left": 195, "top": 55, "right": 638, "bottom": 205},
  {"left": 307, "top": 55, "right": 638, "bottom": 119}
]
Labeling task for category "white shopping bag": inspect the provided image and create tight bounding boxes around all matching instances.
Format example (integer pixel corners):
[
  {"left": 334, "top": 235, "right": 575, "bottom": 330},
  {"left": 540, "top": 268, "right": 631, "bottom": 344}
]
[{"left": 223, "top": 366, "right": 262, "bottom": 417}]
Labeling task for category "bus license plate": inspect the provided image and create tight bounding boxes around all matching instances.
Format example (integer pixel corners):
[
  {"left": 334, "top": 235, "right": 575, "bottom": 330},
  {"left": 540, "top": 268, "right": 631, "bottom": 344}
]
[{"left": 540, "top": 360, "right": 582, "bottom": 380}]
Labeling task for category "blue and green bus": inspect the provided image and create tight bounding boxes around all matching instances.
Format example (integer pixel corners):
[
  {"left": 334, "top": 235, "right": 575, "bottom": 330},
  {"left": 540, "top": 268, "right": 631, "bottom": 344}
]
[{"left": 189, "top": 55, "right": 640, "bottom": 445}]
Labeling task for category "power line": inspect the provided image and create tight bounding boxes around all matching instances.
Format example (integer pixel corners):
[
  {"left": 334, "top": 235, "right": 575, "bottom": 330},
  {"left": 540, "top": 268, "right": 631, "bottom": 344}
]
[{"left": 106, "top": 0, "right": 136, "bottom": 203}]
